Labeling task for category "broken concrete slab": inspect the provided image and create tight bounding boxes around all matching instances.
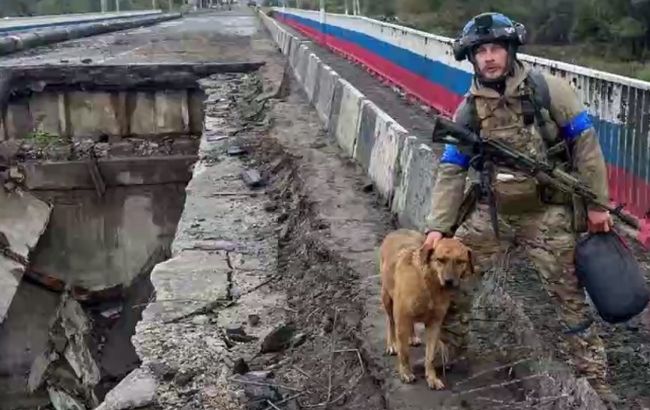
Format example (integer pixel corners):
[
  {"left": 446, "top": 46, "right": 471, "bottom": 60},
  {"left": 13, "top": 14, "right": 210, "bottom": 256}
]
[
  {"left": 0, "top": 256, "right": 24, "bottom": 323},
  {"left": 0, "top": 189, "right": 52, "bottom": 261},
  {"left": 58, "top": 296, "right": 101, "bottom": 388},
  {"left": 140, "top": 251, "right": 230, "bottom": 323},
  {"left": 95, "top": 368, "right": 157, "bottom": 410}
]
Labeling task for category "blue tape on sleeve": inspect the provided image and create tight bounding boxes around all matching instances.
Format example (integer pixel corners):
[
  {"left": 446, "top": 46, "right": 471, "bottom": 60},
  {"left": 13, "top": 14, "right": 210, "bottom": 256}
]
[
  {"left": 440, "top": 144, "right": 470, "bottom": 169},
  {"left": 561, "top": 111, "right": 593, "bottom": 142}
]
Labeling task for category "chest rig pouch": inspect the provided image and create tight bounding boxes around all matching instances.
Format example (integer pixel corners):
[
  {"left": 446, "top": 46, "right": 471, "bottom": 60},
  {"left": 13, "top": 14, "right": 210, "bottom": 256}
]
[{"left": 476, "top": 92, "right": 545, "bottom": 214}]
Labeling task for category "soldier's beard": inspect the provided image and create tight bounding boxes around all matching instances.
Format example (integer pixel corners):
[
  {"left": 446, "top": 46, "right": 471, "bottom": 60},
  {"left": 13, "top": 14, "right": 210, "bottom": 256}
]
[{"left": 471, "top": 44, "right": 519, "bottom": 86}]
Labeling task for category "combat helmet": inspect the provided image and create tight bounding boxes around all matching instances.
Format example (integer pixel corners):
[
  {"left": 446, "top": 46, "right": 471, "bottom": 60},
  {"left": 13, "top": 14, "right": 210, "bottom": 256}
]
[{"left": 452, "top": 12, "right": 527, "bottom": 82}]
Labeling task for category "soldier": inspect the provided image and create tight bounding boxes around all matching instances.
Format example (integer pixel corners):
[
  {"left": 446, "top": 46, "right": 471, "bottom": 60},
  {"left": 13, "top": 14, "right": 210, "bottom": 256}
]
[{"left": 423, "top": 12, "right": 618, "bottom": 404}]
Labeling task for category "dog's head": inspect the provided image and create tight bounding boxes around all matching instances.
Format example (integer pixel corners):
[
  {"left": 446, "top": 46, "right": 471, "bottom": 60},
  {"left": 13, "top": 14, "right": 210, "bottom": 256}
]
[{"left": 419, "top": 238, "right": 473, "bottom": 289}]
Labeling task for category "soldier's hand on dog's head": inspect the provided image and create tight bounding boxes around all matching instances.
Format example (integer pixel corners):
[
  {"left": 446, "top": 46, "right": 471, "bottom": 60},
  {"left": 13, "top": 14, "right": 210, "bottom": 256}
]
[{"left": 424, "top": 231, "right": 443, "bottom": 250}]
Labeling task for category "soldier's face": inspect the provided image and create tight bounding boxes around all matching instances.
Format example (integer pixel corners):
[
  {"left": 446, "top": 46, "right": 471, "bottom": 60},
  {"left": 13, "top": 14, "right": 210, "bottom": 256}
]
[{"left": 474, "top": 42, "right": 508, "bottom": 80}]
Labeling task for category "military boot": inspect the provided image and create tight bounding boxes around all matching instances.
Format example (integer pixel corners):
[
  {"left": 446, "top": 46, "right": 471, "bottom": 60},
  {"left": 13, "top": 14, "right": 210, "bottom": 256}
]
[{"left": 567, "top": 328, "right": 622, "bottom": 408}]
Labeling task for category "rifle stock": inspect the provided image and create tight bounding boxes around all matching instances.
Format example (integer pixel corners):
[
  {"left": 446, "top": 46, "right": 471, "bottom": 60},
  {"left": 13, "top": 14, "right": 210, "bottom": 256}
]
[{"left": 431, "top": 116, "right": 640, "bottom": 230}]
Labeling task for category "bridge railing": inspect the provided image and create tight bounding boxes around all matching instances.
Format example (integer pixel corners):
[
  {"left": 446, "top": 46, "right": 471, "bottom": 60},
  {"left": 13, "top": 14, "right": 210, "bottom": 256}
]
[
  {"left": 272, "top": 7, "right": 650, "bottom": 224},
  {"left": 0, "top": 10, "right": 163, "bottom": 35}
]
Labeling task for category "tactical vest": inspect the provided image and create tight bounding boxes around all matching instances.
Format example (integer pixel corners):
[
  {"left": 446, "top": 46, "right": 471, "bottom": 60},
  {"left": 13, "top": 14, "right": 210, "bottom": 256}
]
[{"left": 456, "top": 70, "right": 572, "bottom": 215}]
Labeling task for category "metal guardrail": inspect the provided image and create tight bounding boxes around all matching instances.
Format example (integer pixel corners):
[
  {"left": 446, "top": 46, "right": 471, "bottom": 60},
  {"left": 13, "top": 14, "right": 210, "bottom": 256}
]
[{"left": 0, "top": 10, "right": 162, "bottom": 35}]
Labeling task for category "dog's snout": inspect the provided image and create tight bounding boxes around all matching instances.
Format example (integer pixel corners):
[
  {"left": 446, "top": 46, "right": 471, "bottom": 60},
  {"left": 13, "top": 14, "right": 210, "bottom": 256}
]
[{"left": 444, "top": 278, "right": 457, "bottom": 288}]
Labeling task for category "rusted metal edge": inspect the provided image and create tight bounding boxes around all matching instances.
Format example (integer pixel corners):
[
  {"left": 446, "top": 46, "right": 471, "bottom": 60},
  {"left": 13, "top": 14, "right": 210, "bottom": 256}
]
[
  {"left": 87, "top": 153, "right": 106, "bottom": 199},
  {"left": 24, "top": 266, "right": 125, "bottom": 303}
]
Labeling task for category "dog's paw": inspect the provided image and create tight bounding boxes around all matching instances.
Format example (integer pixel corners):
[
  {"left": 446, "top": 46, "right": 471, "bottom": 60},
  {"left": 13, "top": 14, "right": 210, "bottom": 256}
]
[
  {"left": 385, "top": 345, "right": 397, "bottom": 355},
  {"left": 399, "top": 371, "right": 416, "bottom": 384},
  {"left": 409, "top": 336, "right": 422, "bottom": 346},
  {"left": 426, "top": 375, "right": 445, "bottom": 390}
]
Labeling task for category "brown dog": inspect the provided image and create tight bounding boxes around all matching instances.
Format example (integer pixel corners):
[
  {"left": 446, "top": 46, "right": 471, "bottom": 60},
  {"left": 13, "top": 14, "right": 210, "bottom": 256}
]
[{"left": 379, "top": 229, "right": 473, "bottom": 389}]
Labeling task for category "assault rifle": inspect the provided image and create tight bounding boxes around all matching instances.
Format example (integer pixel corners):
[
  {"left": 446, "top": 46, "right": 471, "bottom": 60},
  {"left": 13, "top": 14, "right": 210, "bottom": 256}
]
[{"left": 431, "top": 115, "right": 640, "bottom": 231}]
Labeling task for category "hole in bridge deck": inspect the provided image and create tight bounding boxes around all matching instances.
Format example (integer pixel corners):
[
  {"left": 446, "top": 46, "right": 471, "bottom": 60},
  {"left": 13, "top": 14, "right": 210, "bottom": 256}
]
[{"left": 0, "top": 62, "right": 262, "bottom": 409}]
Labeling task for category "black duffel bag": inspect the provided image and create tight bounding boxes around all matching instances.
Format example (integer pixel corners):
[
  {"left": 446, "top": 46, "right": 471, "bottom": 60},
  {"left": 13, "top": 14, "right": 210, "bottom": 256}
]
[{"left": 575, "top": 231, "right": 649, "bottom": 324}]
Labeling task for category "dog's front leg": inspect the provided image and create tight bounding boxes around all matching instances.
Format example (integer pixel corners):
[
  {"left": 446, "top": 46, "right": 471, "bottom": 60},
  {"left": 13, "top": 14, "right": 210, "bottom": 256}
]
[
  {"left": 425, "top": 320, "right": 445, "bottom": 390},
  {"left": 395, "top": 315, "right": 416, "bottom": 383},
  {"left": 382, "top": 289, "right": 397, "bottom": 355}
]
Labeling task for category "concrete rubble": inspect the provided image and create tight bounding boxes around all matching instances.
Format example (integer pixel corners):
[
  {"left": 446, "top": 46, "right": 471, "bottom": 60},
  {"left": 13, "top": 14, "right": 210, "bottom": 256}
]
[
  {"left": 28, "top": 293, "right": 102, "bottom": 409},
  {"left": 95, "top": 368, "right": 157, "bottom": 410}
]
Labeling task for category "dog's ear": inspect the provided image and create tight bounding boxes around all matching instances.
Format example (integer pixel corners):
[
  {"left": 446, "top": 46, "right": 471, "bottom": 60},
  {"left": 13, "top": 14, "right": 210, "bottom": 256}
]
[{"left": 419, "top": 244, "right": 434, "bottom": 267}]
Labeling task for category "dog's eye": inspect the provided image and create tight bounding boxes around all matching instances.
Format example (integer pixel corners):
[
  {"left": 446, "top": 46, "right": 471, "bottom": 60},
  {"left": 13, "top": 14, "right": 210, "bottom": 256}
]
[{"left": 436, "top": 257, "right": 447, "bottom": 264}]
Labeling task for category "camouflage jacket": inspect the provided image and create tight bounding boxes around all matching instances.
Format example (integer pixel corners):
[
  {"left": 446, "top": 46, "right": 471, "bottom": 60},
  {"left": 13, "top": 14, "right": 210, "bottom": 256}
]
[{"left": 425, "top": 62, "right": 610, "bottom": 235}]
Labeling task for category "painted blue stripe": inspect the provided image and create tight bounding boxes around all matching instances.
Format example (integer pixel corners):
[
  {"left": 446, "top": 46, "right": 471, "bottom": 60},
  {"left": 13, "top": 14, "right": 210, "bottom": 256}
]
[
  {"left": 278, "top": 12, "right": 473, "bottom": 97},
  {"left": 277, "top": 11, "right": 649, "bottom": 183},
  {"left": 561, "top": 111, "right": 593, "bottom": 142},
  {"left": 440, "top": 144, "right": 471, "bottom": 169}
]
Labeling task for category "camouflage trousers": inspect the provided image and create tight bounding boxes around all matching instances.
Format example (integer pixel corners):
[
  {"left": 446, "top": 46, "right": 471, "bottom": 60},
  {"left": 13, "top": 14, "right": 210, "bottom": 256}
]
[{"left": 440, "top": 203, "right": 608, "bottom": 387}]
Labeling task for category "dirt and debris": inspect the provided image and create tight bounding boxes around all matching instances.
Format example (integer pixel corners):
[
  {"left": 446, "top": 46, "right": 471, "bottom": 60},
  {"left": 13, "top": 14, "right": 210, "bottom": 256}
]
[{"left": 14, "top": 135, "right": 199, "bottom": 162}]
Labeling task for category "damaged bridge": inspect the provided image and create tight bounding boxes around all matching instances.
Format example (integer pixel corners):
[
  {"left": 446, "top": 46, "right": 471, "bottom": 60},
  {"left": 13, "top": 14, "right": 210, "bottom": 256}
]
[{"left": 0, "top": 5, "right": 648, "bottom": 410}]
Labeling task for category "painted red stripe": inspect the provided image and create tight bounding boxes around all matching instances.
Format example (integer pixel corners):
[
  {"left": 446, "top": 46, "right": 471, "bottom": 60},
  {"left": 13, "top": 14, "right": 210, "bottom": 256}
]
[
  {"left": 607, "top": 164, "right": 650, "bottom": 245},
  {"left": 283, "top": 18, "right": 462, "bottom": 116}
]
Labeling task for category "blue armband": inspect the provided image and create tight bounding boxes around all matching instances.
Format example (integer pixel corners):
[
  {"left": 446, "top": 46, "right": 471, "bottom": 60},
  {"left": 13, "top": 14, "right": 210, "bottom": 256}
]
[
  {"left": 561, "top": 111, "right": 593, "bottom": 142},
  {"left": 440, "top": 144, "right": 470, "bottom": 169}
]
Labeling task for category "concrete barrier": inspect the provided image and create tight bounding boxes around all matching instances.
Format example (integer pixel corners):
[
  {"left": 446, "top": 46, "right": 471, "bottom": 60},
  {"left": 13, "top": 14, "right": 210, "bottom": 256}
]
[
  {"left": 295, "top": 44, "right": 310, "bottom": 83},
  {"left": 333, "top": 79, "right": 365, "bottom": 157},
  {"left": 304, "top": 53, "right": 321, "bottom": 103},
  {"left": 314, "top": 64, "right": 340, "bottom": 129},
  {"left": 260, "top": 8, "right": 413, "bottom": 209},
  {"left": 289, "top": 37, "right": 301, "bottom": 69},
  {"left": 391, "top": 136, "right": 439, "bottom": 230},
  {"left": 354, "top": 100, "right": 378, "bottom": 170},
  {"left": 0, "top": 13, "right": 181, "bottom": 57},
  {"left": 368, "top": 119, "right": 407, "bottom": 206},
  {"left": 281, "top": 30, "right": 291, "bottom": 54}
]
